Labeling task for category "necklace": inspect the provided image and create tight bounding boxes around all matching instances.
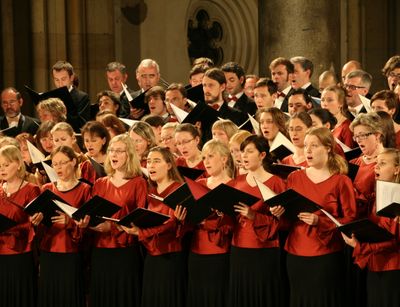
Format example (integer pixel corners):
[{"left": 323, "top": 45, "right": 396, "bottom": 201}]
[{"left": 3, "top": 179, "right": 24, "bottom": 198}]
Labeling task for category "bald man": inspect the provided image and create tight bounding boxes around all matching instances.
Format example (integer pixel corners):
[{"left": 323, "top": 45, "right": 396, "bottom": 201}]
[
  {"left": 341, "top": 60, "right": 362, "bottom": 82},
  {"left": 318, "top": 70, "right": 338, "bottom": 93}
]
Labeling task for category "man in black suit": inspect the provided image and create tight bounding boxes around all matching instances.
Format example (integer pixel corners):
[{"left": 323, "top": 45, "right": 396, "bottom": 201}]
[
  {"left": 105, "top": 61, "right": 134, "bottom": 118},
  {"left": 202, "top": 68, "right": 246, "bottom": 128},
  {"left": 0, "top": 87, "right": 39, "bottom": 136},
  {"left": 343, "top": 69, "right": 372, "bottom": 120},
  {"left": 52, "top": 61, "right": 90, "bottom": 132},
  {"left": 269, "top": 57, "right": 294, "bottom": 111},
  {"left": 220, "top": 62, "right": 257, "bottom": 116},
  {"left": 282, "top": 56, "right": 321, "bottom": 112},
  {"left": 128, "top": 59, "right": 162, "bottom": 119}
]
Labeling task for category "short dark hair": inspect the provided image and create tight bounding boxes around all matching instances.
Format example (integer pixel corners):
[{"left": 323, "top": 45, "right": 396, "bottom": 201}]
[
  {"left": 254, "top": 78, "right": 278, "bottom": 94},
  {"left": 308, "top": 108, "right": 337, "bottom": 129},
  {"left": 221, "top": 62, "right": 246, "bottom": 86},
  {"left": 143, "top": 114, "right": 165, "bottom": 128},
  {"left": 269, "top": 57, "right": 294, "bottom": 74},
  {"left": 240, "top": 135, "right": 274, "bottom": 172},
  {"left": 290, "top": 56, "right": 314, "bottom": 77},
  {"left": 166, "top": 83, "right": 187, "bottom": 98},
  {"left": 204, "top": 68, "right": 226, "bottom": 85},
  {"left": 52, "top": 60, "right": 74, "bottom": 76},
  {"left": 81, "top": 121, "right": 111, "bottom": 154},
  {"left": 289, "top": 88, "right": 313, "bottom": 105},
  {"left": 382, "top": 55, "right": 400, "bottom": 76},
  {"left": 145, "top": 86, "right": 165, "bottom": 103}
]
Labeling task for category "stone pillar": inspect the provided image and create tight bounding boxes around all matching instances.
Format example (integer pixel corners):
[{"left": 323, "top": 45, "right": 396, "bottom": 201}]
[
  {"left": 1, "top": 0, "right": 16, "bottom": 87},
  {"left": 259, "top": 0, "right": 340, "bottom": 83}
]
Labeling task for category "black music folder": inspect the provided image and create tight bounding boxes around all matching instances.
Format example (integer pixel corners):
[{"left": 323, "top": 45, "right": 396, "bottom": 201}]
[
  {"left": 265, "top": 189, "right": 321, "bottom": 220},
  {"left": 25, "top": 85, "right": 77, "bottom": 116},
  {"left": 24, "top": 189, "right": 65, "bottom": 227},
  {"left": 162, "top": 181, "right": 212, "bottom": 224},
  {"left": 72, "top": 195, "right": 121, "bottom": 227},
  {"left": 177, "top": 166, "right": 205, "bottom": 181},
  {"left": 338, "top": 219, "right": 394, "bottom": 243},
  {"left": 0, "top": 214, "right": 17, "bottom": 233},
  {"left": 117, "top": 208, "right": 170, "bottom": 228},
  {"left": 269, "top": 163, "right": 302, "bottom": 179},
  {"left": 197, "top": 183, "right": 260, "bottom": 217}
]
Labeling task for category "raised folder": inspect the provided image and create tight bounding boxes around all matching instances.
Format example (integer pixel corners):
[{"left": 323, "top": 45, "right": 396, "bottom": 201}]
[
  {"left": 24, "top": 189, "right": 66, "bottom": 227},
  {"left": 338, "top": 219, "right": 393, "bottom": 243},
  {"left": 269, "top": 163, "right": 302, "bottom": 179},
  {"left": 270, "top": 132, "right": 295, "bottom": 161},
  {"left": 25, "top": 85, "right": 77, "bottom": 116},
  {"left": 376, "top": 180, "right": 400, "bottom": 218},
  {"left": 0, "top": 126, "right": 19, "bottom": 137},
  {"left": 265, "top": 189, "right": 321, "bottom": 220},
  {"left": 177, "top": 166, "right": 205, "bottom": 181}
]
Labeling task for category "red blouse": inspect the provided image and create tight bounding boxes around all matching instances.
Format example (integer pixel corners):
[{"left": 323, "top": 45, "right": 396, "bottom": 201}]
[
  {"left": 39, "top": 182, "right": 91, "bottom": 253},
  {"left": 353, "top": 211, "right": 400, "bottom": 272},
  {"left": 0, "top": 183, "right": 40, "bottom": 255},
  {"left": 229, "top": 174, "right": 286, "bottom": 249},
  {"left": 92, "top": 176, "right": 147, "bottom": 248},
  {"left": 332, "top": 119, "right": 355, "bottom": 149},
  {"left": 350, "top": 156, "right": 376, "bottom": 217},
  {"left": 190, "top": 178, "right": 234, "bottom": 255},
  {"left": 138, "top": 182, "right": 183, "bottom": 256},
  {"left": 80, "top": 160, "right": 97, "bottom": 185},
  {"left": 285, "top": 170, "right": 357, "bottom": 256},
  {"left": 281, "top": 155, "right": 308, "bottom": 167}
]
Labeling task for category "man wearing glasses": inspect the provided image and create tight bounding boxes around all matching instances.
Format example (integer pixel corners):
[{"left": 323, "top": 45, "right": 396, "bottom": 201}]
[
  {"left": 381, "top": 55, "right": 400, "bottom": 91},
  {"left": 0, "top": 87, "right": 39, "bottom": 136},
  {"left": 343, "top": 70, "right": 372, "bottom": 119}
]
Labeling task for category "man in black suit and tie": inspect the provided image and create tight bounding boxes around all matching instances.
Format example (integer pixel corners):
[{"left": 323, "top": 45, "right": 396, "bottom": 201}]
[
  {"left": 269, "top": 57, "right": 294, "bottom": 111},
  {"left": 52, "top": 61, "right": 91, "bottom": 132},
  {"left": 202, "top": 68, "right": 246, "bottom": 130},
  {"left": 279, "top": 56, "right": 320, "bottom": 113},
  {"left": 105, "top": 61, "right": 134, "bottom": 118},
  {"left": 343, "top": 69, "right": 372, "bottom": 120},
  {"left": 221, "top": 62, "right": 257, "bottom": 116},
  {"left": 0, "top": 87, "right": 39, "bottom": 136}
]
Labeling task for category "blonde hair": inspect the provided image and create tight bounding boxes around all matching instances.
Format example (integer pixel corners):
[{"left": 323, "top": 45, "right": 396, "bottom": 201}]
[
  {"left": 202, "top": 139, "right": 235, "bottom": 178},
  {"left": 104, "top": 134, "right": 142, "bottom": 178},
  {"left": 306, "top": 127, "right": 348, "bottom": 175},
  {"left": 37, "top": 97, "right": 67, "bottom": 122},
  {"left": 0, "top": 145, "right": 26, "bottom": 179},
  {"left": 229, "top": 130, "right": 252, "bottom": 147},
  {"left": 378, "top": 148, "right": 400, "bottom": 183},
  {"left": 51, "top": 122, "right": 75, "bottom": 137},
  {"left": 212, "top": 119, "right": 239, "bottom": 140}
]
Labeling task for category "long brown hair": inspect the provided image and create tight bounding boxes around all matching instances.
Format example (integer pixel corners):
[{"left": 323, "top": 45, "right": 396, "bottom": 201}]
[{"left": 306, "top": 127, "right": 348, "bottom": 175}]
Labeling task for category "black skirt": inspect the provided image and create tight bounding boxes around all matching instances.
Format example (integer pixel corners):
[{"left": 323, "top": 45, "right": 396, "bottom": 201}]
[
  {"left": 287, "top": 251, "right": 345, "bottom": 307},
  {"left": 38, "top": 251, "right": 85, "bottom": 307},
  {"left": 367, "top": 269, "right": 400, "bottom": 307},
  {"left": 0, "top": 252, "right": 36, "bottom": 307},
  {"left": 229, "top": 246, "right": 283, "bottom": 307},
  {"left": 141, "top": 252, "right": 187, "bottom": 307},
  {"left": 89, "top": 246, "right": 142, "bottom": 307},
  {"left": 187, "top": 252, "right": 230, "bottom": 307}
]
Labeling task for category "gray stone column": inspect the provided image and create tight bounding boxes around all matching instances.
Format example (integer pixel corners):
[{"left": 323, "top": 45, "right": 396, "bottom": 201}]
[{"left": 259, "top": 0, "right": 340, "bottom": 83}]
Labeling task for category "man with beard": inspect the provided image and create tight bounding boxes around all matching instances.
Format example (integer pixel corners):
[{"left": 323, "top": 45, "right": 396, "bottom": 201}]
[{"left": 0, "top": 87, "right": 39, "bottom": 136}]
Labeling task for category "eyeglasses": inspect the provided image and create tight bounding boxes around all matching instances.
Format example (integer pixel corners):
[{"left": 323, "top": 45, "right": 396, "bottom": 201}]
[
  {"left": 353, "top": 132, "right": 374, "bottom": 142},
  {"left": 160, "top": 136, "right": 173, "bottom": 143},
  {"left": 107, "top": 148, "right": 126, "bottom": 154},
  {"left": 288, "top": 127, "right": 304, "bottom": 132},
  {"left": 388, "top": 72, "right": 400, "bottom": 79},
  {"left": 52, "top": 160, "right": 71, "bottom": 168},
  {"left": 344, "top": 84, "right": 366, "bottom": 91},
  {"left": 176, "top": 138, "right": 194, "bottom": 146}
]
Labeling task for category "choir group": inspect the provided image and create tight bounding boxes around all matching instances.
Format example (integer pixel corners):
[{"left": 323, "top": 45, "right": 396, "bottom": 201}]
[{"left": 0, "top": 55, "right": 400, "bottom": 307}]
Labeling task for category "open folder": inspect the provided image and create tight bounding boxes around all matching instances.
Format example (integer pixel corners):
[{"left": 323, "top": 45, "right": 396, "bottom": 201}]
[
  {"left": 319, "top": 208, "right": 394, "bottom": 243},
  {"left": 376, "top": 180, "right": 400, "bottom": 218},
  {"left": 269, "top": 163, "right": 302, "bottom": 179},
  {"left": 270, "top": 132, "right": 295, "bottom": 161},
  {"left": 265, "top": 189, "right": 321, "bottom": 220},
  {"left": 101, "top": 207, "right": 170, "bottom": 228}
]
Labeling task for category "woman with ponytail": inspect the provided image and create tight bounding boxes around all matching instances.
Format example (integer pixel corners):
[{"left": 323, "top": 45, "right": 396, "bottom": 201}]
[{"left": 271, "top": 127, "right": 357, "bottom": 307}]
